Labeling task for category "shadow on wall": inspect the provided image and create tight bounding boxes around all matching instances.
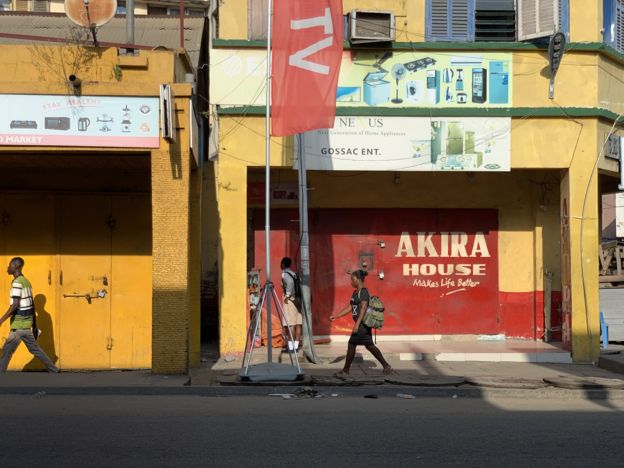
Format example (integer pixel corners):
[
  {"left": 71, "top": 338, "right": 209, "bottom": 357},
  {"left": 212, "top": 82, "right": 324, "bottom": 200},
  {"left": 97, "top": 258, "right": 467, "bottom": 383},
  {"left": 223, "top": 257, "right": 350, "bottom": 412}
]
[{"left": 23, "top": 294, "right": 58, "bottom": 371}]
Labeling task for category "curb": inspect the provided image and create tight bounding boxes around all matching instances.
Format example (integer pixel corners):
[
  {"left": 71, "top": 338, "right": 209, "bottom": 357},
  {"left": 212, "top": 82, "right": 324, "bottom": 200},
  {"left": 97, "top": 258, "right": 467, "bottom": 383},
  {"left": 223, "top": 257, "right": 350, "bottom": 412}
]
[
  {"left": 598, "top": 356, "right": 624, "bottom": 376},
  {"left": 2, "top": 384, "right": 624, "bottom": 400}
]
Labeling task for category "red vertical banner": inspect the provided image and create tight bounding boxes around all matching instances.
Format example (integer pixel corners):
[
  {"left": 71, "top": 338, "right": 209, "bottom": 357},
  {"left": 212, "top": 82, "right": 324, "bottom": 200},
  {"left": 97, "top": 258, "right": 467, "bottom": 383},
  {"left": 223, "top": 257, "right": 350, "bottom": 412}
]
[{"left": 271, "top": 0, "right": 344, "bottom": 136}]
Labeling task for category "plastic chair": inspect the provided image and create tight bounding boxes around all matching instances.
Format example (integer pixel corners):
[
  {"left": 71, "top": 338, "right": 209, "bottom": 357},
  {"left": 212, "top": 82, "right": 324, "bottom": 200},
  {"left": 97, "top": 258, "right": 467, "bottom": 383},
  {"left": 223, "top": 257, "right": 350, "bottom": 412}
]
[{"left": 600, "top": 311, "right": 609, "bottom": 350}]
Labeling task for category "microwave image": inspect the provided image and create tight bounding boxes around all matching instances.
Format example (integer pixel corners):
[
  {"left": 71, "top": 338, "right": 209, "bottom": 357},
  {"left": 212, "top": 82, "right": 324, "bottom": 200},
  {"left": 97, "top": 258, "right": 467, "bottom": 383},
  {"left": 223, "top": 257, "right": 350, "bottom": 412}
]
[{"left": 45, "top": 117, "right": 71, "bottom": 131}]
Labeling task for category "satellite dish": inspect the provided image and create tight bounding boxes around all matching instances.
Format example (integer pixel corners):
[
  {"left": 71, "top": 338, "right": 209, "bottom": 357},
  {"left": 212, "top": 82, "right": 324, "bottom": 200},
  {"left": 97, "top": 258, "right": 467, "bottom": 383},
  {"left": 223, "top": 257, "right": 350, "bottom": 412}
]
[
  {"left": 391, "top": 64, "right": 407, "bottom": 104},
  {"left": 65, "top": 0, "right": 117, "bottom": 28}
]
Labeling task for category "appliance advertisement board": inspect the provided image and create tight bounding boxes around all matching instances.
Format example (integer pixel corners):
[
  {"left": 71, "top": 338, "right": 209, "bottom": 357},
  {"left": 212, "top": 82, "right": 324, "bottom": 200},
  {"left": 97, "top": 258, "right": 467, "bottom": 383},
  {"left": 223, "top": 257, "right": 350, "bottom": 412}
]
[
  {"left": 0, "top": 94, "right": 160, "bottom": 148},
  {"left": 297, "top": 116, "right": 511, "bottom": 171},
  {"left": 211, "top": 49, "right": 512, "bottom": 108}
]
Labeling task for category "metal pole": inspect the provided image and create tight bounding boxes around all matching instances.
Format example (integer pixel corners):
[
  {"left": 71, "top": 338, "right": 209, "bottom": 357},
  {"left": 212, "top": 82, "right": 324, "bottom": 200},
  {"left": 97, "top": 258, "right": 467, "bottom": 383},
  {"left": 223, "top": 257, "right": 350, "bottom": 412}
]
[
  {"left": 297, "top": 134, "right": 319, "bottom": 363},
  {"left": 264, "top": 0, "right": 273, "bottom": 363},
  {"left": 126, "top": 0, "right": 135, "bottom": 46},
  {"left": 179, "top": 0, "right": 185, "bottom": 49}
]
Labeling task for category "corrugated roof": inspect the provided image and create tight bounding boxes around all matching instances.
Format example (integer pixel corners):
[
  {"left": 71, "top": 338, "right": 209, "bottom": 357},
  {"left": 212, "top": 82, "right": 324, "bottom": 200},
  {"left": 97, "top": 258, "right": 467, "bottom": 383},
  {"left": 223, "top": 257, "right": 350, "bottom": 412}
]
[{"left": 0, "top": 12, "right": 205, "bottom": 67}]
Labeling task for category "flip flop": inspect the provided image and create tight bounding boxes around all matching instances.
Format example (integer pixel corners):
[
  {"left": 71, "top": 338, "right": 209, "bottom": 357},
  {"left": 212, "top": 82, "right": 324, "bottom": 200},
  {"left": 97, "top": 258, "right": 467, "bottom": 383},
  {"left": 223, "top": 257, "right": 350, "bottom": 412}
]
[
  {"left": 383, "top": 367, "right": 397, "bottom": 375},
  {"left": 334, "top": 371, "right": 350, "bottom": 379}
]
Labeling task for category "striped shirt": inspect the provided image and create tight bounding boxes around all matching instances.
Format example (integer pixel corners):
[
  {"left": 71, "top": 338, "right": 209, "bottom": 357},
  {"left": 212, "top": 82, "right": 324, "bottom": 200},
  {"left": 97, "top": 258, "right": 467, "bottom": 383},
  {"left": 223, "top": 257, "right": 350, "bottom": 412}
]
[{"left": 10, "top": 275, "right": 34, "bottom": 329}]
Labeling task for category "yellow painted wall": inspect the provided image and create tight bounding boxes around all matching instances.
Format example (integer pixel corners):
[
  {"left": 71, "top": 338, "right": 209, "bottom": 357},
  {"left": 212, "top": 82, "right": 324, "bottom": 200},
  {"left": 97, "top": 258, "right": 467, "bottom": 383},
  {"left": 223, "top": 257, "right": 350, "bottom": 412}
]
[
  {"left": 219, "top": 0, "right": 248, "bottom": 39},
  {"left": 598, "top": 56, "right": 624, "bottom": 117},
  {"left": 569, "top": 0, "right": 603, "bottom": 43},
  {"left": 215, "top": 159, "right": 249, "bottom": 354},
  {"left": 151, "top": 87, "right": 201, "bottom": 373},
  {"left": 560, "top": 122, "right": 600, "bottom": 362},
  {"left": 512, "top": 52, "right": 598, "bottom": 109},
  {"left": 0, "top": 46, "right": 176, "bottom": 96}
]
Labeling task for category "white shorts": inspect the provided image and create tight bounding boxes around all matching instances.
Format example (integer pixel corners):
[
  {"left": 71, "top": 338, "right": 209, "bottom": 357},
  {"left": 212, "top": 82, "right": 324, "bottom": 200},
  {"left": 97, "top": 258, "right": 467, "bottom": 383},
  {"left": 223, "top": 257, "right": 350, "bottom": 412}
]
[{"left": 281, "top": 300, "right": 302, "bottom": 326}]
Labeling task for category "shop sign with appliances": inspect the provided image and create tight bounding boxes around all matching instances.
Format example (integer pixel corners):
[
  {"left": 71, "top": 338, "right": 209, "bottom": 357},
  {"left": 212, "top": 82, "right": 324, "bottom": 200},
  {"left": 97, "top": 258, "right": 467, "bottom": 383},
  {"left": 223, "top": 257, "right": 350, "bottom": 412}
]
[
  {"left": 211, "top": 49, "right": 512, "bottom": 108},
  {"left": 0, "top": 95, "right": 160, "bottom": 148},
  {"left": 296, "top": 116, "right": 511, "bottom": 171}
]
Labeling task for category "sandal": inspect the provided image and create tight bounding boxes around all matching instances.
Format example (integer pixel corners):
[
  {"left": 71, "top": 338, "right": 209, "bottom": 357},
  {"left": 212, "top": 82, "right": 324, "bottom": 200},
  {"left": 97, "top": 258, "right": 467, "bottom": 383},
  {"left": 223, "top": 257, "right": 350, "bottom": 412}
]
[
  {"left": 334, "top": 371, "right": 350, "bottom": 379},
  {"left": 383, "top": 366, "right": 397, "bottom": 375}
]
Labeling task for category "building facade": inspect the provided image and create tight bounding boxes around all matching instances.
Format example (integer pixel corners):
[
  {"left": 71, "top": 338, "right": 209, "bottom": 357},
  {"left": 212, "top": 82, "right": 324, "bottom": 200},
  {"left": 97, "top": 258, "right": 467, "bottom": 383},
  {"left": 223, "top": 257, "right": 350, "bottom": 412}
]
[
  {"left": 207, "top": 0, "right": 624, "bottom": 364},
  {"left": 0, "top": 45, "right": 200, "bottom": 373}
]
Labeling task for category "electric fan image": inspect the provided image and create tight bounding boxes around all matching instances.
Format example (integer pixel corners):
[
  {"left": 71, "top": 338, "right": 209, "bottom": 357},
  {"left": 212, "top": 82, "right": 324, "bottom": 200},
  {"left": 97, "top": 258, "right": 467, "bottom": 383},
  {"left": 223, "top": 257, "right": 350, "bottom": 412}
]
[{"left": 391, "top": 64, "right": 407, "bottom": 104}]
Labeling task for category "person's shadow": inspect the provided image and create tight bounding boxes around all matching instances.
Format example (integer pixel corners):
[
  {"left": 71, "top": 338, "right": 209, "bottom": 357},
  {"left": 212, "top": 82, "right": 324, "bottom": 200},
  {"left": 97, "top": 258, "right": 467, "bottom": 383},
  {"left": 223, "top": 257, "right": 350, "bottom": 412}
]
[{"left": 23, "top": 294, "right": 58, "bottom": 371}]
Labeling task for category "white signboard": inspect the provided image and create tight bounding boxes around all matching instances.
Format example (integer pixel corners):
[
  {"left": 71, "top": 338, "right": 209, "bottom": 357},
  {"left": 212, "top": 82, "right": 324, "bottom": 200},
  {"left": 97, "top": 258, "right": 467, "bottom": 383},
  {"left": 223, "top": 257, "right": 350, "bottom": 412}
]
[
  {"left": 297, "top": 116, "right": 511, "bottom": 171},
  {"left": 0, "top": 94, "right": 160, "bottom": 148}
]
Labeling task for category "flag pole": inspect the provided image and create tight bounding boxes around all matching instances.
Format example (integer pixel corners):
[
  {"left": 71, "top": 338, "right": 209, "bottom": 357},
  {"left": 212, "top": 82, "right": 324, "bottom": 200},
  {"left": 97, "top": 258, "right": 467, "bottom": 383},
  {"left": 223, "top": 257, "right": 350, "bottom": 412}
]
[{"left": 264, "top": 0, "right": 274, "bottom": 363}]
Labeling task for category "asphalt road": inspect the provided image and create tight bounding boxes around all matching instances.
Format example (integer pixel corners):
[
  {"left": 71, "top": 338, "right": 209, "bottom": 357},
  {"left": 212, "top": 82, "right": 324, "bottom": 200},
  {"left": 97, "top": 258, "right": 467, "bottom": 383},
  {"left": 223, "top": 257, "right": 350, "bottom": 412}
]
[{"left": 1, "top": 395, "right": 623, "bottom": 467}]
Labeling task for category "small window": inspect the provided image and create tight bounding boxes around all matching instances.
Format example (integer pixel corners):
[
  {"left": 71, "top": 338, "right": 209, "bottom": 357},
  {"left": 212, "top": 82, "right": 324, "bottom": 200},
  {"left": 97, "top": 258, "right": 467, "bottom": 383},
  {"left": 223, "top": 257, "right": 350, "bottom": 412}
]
[
  {"left": 168, "top": 7, "right": 206, "bottom": 17},
  {"left": 0, "top": 0, "right": 11, "bottom": 10},
  {"left": 427, "top": 0, "right": 568, "bottom": 42},
  {"left": 147, "top": 6, "right": 167, "bottom": 15},
  {"left": 13, "top": 0, "right": 49, "bottom": 12},
  {"left": 249, "top": 0, "right": 269, "bottom": 40},
  {"left": 517, "top": 0, "right": 561, "bottom": 41},
  {"left": 116, "top": 1, "right": 126, "bottom": 15},
  {"left": 604, "top": 0, "right": 624, "bottom": 53},
  {"left": 426, "top": 0, "right": 475, "bottom": 42}
]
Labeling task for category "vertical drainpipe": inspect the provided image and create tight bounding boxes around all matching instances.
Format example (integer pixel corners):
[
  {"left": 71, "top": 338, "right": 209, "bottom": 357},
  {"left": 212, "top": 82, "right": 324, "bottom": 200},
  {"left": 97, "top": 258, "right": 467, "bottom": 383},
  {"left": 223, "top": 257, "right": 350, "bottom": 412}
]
[
  {"left": 180, "top": 0, "right": 185, "bottom": 49},
  {"left": 544, "top": 269, "right": 553, "bottom": 342},
  {"left": 126, "top": 0, "right": 135, "bottom": 51}
]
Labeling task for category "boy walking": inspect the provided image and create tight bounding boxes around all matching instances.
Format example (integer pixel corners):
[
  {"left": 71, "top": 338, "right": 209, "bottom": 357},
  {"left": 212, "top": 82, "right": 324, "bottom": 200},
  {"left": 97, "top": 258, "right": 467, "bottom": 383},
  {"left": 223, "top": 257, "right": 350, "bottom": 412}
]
[
  {"left": 0, "top": 257, "right": 59, "bottom": 373},
  {"left": 281, "top": 257, "right": 302, "bottom": 352}
]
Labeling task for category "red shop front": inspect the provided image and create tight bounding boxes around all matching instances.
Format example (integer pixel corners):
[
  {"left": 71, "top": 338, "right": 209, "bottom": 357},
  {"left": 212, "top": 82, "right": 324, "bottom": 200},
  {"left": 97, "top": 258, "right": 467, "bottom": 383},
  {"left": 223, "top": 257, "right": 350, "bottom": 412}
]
[{"left": 252, "top": 208, "right": 510, "bottom": 338}]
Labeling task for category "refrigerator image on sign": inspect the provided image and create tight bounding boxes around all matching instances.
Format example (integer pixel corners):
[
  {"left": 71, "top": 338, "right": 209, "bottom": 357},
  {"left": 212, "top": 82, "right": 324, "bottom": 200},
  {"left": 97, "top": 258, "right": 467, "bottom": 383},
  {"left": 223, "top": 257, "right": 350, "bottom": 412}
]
[
  {"left": 471, "top": 68, "right": 487, "bottom": 104},
  {"left": 489, "top": 61, "right": 509, "bottom": 104},
  {"left": 430, "top": 121, "right": 484, "bottom": 170}
]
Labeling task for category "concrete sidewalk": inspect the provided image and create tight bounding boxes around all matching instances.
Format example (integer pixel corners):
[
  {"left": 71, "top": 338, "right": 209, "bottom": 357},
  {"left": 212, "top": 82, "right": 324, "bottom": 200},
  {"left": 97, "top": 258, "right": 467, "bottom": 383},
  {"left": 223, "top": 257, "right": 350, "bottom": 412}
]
[{"left": 1, "top": 343, "right": 623, "bottom": 398}]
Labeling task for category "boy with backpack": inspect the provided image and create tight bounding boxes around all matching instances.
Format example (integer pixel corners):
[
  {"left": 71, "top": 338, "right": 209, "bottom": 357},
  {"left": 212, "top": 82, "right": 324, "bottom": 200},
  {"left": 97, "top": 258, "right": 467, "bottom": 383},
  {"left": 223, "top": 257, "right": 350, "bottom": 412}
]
[{"left": 280, "top": 257, "right": 302, "bottom": 352}]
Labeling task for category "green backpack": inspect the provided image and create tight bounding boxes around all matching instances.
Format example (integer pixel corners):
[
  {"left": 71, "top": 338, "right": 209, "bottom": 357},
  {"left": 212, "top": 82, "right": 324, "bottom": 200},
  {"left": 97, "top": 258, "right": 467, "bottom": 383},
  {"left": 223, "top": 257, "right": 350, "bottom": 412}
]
[{"left": 362, "top": 294, "right": 385, "bottom": 329}]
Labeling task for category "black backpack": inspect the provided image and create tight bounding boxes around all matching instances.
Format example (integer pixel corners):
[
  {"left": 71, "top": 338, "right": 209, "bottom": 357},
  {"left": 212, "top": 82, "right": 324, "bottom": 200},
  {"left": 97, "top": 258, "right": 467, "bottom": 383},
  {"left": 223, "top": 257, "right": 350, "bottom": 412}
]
[{"left": 284, "top": 271, "right": 302, "bottom": 309}]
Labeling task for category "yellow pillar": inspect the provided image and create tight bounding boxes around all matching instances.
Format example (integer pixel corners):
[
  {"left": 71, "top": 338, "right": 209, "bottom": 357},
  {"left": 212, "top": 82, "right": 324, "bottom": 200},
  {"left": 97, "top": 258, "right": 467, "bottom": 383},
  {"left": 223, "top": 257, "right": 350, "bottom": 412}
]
[
  {"left": 217, "top": 160, "right": 249, "bottom": 355},
  {"left": 151, "top": 89, "right": 198, "bottom": 373},
  {"left": 560, "top": 126, "right": 600, "bottom": 363},
  {"left": 151, "top": 147, "right": 191, "bottom": 373}
]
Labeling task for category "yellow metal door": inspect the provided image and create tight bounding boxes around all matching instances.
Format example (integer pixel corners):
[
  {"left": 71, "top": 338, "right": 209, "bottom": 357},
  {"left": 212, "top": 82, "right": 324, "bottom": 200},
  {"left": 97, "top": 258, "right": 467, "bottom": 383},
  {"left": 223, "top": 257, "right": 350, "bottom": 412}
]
[
  {"left": 0, "top": 195, "right": 6, "bottom": 358},
  {"left": 0, "top": 194, "right": 57, "bottom": 371},
  {"left": 58, "top": 195, "right": 111, "bottom": 369},
  {"left": 110, "top": 194, "right": 152, "bottom": 368}
]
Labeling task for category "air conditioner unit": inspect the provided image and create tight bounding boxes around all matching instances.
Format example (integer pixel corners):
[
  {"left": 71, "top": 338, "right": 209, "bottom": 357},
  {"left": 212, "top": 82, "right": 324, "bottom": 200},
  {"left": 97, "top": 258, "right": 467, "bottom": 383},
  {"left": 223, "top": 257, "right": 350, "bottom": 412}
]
[{"left": 349, "top": 10, "right": 395, "bottom": 44}]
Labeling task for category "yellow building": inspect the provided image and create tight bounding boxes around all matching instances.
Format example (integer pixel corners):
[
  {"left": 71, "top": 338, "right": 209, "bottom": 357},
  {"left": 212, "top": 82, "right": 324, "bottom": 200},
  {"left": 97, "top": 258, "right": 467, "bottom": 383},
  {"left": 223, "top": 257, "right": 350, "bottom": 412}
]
[
  {"left": 0, "top": 44, "right": 201, "bottom": 373},
  {"left": 207, "top": 0, "right": 624, "bottom": 363}
]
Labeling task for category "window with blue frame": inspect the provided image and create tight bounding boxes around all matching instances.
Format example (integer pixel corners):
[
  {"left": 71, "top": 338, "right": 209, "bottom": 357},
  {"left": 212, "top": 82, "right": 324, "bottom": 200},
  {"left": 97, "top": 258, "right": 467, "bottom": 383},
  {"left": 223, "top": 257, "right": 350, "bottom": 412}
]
[
  {"left": 604, "top": 0, "right": 624, "bottom": 53},
  {"left": 426, "top": 0, "right": 569, "bottom": 42}
]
